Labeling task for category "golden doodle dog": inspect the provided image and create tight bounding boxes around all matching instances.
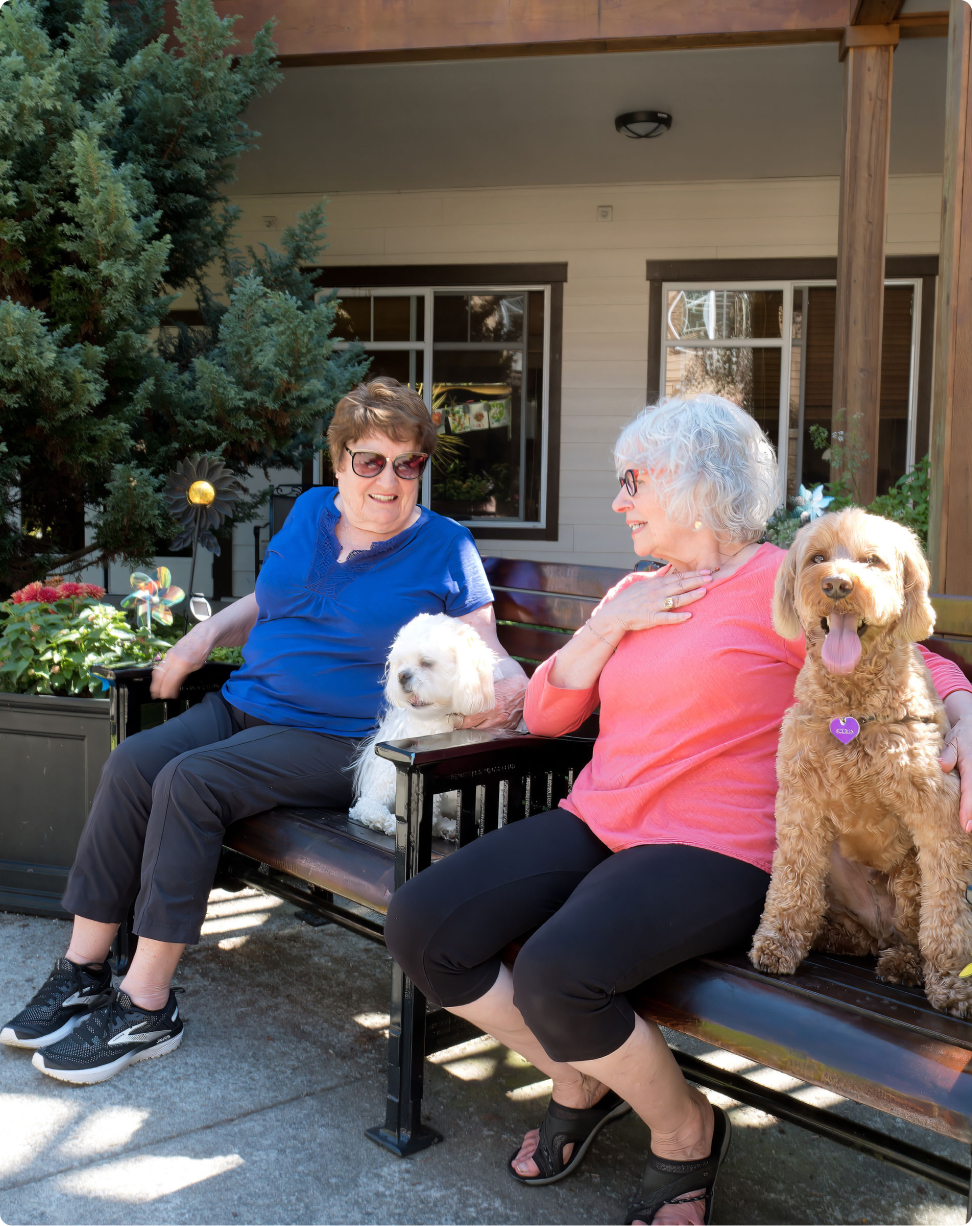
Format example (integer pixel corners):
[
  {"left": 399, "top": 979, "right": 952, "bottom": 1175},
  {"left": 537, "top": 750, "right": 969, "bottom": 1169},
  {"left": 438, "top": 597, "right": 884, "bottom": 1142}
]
[{"left": 749, "top": 507, "right": 972, "bottom": 1016}]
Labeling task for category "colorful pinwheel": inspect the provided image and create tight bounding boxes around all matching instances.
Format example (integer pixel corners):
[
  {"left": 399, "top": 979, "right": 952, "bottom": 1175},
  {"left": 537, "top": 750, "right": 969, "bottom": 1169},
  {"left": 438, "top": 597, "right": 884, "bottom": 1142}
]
[{"left": 121, "top": 568, "right": 185, "bottom": 629}]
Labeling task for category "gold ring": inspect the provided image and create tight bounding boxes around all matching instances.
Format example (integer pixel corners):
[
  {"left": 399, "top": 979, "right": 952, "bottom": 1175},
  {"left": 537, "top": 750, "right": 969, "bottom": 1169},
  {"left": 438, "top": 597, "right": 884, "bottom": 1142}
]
[{"left": 664, "top": 596, "right": 676, "bottom": 610}]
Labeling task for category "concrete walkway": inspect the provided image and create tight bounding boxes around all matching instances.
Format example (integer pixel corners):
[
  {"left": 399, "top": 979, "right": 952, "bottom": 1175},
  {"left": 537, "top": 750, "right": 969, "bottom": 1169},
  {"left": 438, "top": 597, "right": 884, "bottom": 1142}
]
[{"left": 0, "top": 890, "right": 967, "bottom": 1225}]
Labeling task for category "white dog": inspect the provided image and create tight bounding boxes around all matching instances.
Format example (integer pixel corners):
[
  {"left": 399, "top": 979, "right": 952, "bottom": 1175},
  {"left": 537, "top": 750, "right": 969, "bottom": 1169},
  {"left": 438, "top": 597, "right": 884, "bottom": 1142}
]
[{"left": 349, "top": 613, "right": 497, "bottom": 839}]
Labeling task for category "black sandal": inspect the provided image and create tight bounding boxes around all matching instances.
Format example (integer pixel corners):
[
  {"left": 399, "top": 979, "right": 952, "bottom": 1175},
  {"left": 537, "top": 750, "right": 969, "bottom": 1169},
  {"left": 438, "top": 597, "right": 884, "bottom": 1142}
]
[
  {"left": 507, "top": 1089, "right": 631, "bottom": 1186},
  {"left": 623, "top": 1104, "right": 731, "bottom": 1225}
]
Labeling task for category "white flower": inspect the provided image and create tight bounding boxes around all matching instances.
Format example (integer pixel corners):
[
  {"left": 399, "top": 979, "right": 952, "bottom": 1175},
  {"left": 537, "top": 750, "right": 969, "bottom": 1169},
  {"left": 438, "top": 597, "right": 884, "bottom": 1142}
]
[{"left": 794, "top": 484, "right": 833, "bottom": 524}]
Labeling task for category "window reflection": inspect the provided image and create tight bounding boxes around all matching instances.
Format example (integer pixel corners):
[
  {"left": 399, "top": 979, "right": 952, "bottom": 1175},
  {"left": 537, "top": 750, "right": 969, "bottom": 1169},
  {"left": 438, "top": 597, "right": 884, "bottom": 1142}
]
[
  {"left": 666, "top": 290, "right": 783, "bottom": 341},
  {"left": 665, "top": 346, "right": 781, "bottom": 450}
]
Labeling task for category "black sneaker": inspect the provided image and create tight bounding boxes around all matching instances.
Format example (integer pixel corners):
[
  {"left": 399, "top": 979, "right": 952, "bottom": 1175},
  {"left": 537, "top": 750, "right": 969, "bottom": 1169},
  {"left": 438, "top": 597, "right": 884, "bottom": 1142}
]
[
  {"left": 32, "top": 987, "right": 183, "bottom": 1085},
  {"left": 1, "top": 958, "right": 112, "bottom": 1050}
]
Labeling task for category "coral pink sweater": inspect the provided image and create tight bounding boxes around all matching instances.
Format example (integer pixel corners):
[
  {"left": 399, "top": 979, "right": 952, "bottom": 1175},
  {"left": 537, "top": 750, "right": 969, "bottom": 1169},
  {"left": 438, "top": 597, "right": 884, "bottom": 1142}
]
[{"left": 524, "top": 544, "right": 972, "bottom": 874}]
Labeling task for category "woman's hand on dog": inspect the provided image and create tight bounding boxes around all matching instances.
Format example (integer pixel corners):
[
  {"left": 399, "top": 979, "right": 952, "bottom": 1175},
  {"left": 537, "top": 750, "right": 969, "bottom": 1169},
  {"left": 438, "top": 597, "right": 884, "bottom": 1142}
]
[
  {"left": 941, "top": 691, "right": 972, "bottom": 832},
  {"left": 454, "top": 675, "right": 528, "bottom": 730}
]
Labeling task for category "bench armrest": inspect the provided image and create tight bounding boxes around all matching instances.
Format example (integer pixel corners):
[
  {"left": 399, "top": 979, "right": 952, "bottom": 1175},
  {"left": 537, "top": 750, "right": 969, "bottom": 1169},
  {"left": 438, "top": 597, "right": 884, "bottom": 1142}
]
[
  {"left": 375, "top": 728, "right": 595, "bottom": 889},
  {"left": 93, "top": 661, "right": 239, "bottom": 744}
]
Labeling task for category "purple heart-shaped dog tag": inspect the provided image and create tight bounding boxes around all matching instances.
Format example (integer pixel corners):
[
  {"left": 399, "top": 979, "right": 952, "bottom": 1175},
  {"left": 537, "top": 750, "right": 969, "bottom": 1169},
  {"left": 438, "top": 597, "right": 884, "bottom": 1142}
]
[{"left": 830, "top": 717, "right": 860, "bottom": 744}]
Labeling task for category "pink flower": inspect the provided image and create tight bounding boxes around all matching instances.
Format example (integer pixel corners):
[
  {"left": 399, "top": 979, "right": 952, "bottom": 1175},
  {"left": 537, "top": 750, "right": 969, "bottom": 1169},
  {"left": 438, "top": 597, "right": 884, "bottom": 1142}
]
[
  {"left": 9, "top": 578, "right": 105, "bottom": 604},
  {"left": 11, "top": 582, "right": 46, "bottom": 604}
]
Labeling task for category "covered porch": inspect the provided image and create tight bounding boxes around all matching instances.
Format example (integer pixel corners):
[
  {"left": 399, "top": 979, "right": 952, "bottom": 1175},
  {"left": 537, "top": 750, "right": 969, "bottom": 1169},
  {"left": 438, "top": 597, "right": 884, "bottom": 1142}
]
[{"left": 179, "top": 1, "right": 967, "bottom": 599}]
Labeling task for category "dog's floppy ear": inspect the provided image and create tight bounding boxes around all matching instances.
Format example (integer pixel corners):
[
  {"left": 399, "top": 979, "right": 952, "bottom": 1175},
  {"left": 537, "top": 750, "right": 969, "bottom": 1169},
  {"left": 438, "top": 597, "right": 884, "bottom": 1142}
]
[
  {"left": 452, "top": 625, "right": 496, "bottom": 715},
  {"left": 772, "top": 535, "right": 804, "bottom": 640},
  {"left": 896, "top": 526, "right": 935, "bottom": 642}
]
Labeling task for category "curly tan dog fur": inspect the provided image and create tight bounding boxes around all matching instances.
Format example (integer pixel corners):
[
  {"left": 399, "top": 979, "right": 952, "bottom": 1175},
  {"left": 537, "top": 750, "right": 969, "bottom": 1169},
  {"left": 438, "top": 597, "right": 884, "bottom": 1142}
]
[{"left": 749, "top": 508, "right": 972, "bottom": 1016}]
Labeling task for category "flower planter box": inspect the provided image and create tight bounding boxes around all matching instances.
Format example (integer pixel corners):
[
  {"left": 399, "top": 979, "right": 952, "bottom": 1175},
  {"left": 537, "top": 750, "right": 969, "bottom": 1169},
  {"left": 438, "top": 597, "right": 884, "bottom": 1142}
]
[{"left": 0, "top": 691, "right": 111, "bottom": 918}]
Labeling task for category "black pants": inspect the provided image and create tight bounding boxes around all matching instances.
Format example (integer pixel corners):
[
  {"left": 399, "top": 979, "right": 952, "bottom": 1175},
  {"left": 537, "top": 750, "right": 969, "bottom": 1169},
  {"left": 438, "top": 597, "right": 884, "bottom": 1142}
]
[
  {"left": 62, "top": 693, "right": 359, "bottom": 945},
  {"left": 385, "top": 808, "right": 770, "bottom": 1063}
]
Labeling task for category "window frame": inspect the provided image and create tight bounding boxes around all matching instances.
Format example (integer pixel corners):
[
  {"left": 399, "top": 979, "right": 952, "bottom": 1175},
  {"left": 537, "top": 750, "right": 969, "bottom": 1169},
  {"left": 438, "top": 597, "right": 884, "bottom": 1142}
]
[
  {"left": 313, "top": 263, "right": 566, "bottom": 542},
  {"left": 647, "top": 256, "right": 938, "bottom": 495}
]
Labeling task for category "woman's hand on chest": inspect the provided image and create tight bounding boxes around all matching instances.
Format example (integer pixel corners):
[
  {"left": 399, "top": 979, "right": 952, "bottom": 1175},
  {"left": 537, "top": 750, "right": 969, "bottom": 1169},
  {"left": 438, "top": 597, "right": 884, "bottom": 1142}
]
[
  {"left": 547, "top": 564, "right": 713, "bottom": 691},
  {"left": 591, "top": 564, "right": 713, "bottom": 642}
]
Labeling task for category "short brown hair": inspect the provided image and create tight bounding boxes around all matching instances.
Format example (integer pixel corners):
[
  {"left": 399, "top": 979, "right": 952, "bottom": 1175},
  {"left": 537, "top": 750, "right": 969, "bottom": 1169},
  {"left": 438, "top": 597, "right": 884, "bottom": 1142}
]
[{"left": 327, "top": 377, "right": 437, "bottom": 462}]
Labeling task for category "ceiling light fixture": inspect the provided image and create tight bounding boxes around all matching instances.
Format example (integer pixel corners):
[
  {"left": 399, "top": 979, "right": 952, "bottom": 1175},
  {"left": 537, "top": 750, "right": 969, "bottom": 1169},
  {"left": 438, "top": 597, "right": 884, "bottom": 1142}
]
[{"left": 614, "top": 111, "right": 672, "bottom": 139}]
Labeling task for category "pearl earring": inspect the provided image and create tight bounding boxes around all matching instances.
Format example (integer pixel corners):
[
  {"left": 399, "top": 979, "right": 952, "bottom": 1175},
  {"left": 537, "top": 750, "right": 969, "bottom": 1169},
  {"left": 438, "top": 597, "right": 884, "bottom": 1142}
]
[{"left": 693, "top": 519, "right": 702, "bottom": 531}]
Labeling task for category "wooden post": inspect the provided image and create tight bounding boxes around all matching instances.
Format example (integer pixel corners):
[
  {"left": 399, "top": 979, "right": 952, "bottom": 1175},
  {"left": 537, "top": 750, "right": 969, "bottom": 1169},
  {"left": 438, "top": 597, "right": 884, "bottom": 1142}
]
[
  {"left": 928, "top": 0, "right": 972, "bottom": 595},
  {"left": 831, "top": 25, "right": 898, "bottom": 505}
]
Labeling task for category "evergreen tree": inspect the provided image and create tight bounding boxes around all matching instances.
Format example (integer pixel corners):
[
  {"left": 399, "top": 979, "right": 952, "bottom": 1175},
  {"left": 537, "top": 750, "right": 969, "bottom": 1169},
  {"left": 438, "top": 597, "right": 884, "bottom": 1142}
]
[{"left": 0, "top": 1, "right": 365, "bottom": 594}]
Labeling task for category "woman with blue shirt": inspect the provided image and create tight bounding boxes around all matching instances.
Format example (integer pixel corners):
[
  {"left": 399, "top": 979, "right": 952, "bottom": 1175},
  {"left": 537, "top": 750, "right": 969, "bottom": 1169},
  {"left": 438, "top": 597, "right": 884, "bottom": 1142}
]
[{"left": 2, "top": 379, "right": 526, "bottom": 1085}]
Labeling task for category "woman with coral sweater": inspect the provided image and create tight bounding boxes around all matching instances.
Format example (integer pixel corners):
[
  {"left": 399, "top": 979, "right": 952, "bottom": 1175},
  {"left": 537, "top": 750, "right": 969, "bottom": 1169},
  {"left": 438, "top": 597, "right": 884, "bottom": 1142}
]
[{"left": 384, "top": 394, "right": 972, "bottom": 1226}]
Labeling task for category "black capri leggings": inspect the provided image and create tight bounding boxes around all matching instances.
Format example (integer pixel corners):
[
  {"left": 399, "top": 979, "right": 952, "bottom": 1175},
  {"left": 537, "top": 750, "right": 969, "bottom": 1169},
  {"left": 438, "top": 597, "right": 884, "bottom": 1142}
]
[{"left": 385, "top": 808, "right": 770, "bottom": 1064}]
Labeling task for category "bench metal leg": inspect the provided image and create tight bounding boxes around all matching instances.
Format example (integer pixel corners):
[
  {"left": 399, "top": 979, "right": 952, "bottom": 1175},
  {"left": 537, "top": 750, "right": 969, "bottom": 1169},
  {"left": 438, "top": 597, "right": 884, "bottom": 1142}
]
[{"left": 366, "top": 960, "right": 442, "bottom": 1157}]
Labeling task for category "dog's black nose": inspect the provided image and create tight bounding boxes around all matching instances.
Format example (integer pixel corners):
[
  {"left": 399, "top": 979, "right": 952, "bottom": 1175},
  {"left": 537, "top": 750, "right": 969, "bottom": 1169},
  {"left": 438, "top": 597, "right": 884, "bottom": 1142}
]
[
  {"left": 821, "top": 573, "right": 854, "bottom": 600},
  {"left": 398, "top": 669, "right": 413, "bottom": 691}
]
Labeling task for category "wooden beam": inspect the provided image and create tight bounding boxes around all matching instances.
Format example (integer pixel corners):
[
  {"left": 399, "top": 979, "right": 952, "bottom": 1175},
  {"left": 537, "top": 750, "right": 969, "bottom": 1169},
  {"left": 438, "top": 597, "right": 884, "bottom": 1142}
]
[
  {"left": 831, "top": 37, "right": 894, "bottom": 506},
  {"left": 851, "top": 0, "right": 903, "bottom": 24},
  {"left": 201, "top": 0, "right": 946, "bottom": 66},
  {"left": 839, "top": 23, "right": 899, "bottom": 59},
  {"left": 928, "top": 1, "right": 972, "bottom": 596}
]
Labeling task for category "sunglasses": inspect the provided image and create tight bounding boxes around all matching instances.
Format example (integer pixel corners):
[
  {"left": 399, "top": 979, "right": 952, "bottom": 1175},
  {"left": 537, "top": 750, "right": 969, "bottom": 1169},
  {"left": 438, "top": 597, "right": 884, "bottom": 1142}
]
[
  {"left": 619, "top": 468, "right": 640, "bottom": 497},
  {"left": 345, "top": 447, "right": 428, "bottom": 481}
]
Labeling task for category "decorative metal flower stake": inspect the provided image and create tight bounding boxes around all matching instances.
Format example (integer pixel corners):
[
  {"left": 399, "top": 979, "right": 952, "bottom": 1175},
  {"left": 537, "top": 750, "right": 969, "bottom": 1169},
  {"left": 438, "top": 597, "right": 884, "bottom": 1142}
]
[{"left": 163, "top": 455, "right": 244, "bottom": 632}]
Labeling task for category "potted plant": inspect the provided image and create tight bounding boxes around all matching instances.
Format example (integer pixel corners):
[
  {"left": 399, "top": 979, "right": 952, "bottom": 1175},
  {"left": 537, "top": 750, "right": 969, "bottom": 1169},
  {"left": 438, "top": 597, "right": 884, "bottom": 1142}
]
[{"left": 0, "top": 579, "right": 171, "bottom": 917}]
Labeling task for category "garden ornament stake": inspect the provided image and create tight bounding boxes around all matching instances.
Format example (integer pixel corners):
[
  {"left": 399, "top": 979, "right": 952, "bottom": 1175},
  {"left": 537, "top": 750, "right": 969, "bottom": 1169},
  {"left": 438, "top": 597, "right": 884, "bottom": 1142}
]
[
  {"left": 122, "top": 568, "right": 184, "bottom": 630},
  {"left": 163, "top": 456, "right": 244, "bottom": 633}
]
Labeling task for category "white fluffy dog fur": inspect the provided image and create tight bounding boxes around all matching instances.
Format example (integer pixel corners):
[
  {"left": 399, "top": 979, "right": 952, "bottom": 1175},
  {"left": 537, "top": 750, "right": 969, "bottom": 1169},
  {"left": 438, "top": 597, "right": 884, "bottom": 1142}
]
[{"left": 349, "top": 613, "right": 497, "bottom": 838}]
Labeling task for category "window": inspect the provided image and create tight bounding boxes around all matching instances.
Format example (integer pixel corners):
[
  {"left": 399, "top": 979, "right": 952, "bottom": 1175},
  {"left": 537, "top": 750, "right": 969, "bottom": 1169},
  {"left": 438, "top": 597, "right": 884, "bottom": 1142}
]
[
  {"left": 648, "top": 259, "right": 936, "bottom": 501},
  {"left": 323, "top": 265, "right": 564, "bottom": 539}
]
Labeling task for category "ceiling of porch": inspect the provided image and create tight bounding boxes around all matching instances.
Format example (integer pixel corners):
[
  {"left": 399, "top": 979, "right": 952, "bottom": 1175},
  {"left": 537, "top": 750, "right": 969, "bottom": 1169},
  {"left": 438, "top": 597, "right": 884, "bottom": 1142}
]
[{"left": 233, "top": 38, "right": 947, "bottom": 196}]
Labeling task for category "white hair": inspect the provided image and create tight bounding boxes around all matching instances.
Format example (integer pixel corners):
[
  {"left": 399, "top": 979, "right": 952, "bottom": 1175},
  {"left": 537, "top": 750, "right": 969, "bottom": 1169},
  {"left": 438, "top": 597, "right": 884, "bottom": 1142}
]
[{"left": 614, "top": 394, "right": 782, "bottom": 543}]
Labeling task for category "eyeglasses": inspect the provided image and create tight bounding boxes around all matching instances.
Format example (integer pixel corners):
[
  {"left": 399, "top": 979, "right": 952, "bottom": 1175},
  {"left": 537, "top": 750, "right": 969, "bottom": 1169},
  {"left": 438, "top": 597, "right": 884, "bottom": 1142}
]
[
  {"left": 619, "top": 468, "right": 640, "bottom": 496},
  {"left": 345, "top": 447, "right": 428, "bottom": 480}
]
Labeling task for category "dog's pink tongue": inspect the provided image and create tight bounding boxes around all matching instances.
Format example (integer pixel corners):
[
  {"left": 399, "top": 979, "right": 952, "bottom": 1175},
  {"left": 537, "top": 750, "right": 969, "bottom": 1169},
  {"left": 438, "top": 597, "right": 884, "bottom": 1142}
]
[{"left": 821, "top": 612, "right": 862, "bottom": 674}]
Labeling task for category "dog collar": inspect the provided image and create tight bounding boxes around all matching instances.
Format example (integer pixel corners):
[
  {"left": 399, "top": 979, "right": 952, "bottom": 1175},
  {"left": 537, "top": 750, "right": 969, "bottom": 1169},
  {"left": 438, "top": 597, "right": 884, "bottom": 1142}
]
[{"left": 828, "top": 713, "right": 933, "bottom": 743}]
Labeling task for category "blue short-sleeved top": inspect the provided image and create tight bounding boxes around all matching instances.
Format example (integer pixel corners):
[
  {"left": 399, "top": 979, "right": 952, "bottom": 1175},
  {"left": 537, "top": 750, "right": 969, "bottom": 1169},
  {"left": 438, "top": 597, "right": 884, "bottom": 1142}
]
[{"left": 222, "top": 487, "right": 492, "bottom": 736}]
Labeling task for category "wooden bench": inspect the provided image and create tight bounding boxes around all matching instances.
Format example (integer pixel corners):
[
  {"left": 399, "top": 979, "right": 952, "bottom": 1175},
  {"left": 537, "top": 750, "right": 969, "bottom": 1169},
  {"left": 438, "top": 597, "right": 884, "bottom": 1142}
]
[{"left": 95, "top": 556, "right": 972, "bottom": 1215}]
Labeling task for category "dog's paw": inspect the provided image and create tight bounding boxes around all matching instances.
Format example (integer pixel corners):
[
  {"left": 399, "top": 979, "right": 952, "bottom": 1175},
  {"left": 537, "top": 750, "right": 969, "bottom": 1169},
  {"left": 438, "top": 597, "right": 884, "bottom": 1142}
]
[
  {"left": 432, "top": 816, "right": 457, "bottom": 841},
  {"left": 875, "top": 945, "right": 923, "bottom": 986},
  {"left": 749, "top": 929, "right": 803, "bottom": 975},
  {"left": 923, "top": 967, "right": 972, "bottom": 1018},
  {"left": 348, "top": 799, "right": 397, "bottom": 836}
]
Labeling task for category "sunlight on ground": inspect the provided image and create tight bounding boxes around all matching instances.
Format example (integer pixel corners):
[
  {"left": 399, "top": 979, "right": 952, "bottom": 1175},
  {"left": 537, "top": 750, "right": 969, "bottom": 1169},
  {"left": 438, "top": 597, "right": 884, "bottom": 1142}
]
[
  {"left": 200, "top": 913, "right": 273, "bottom": 936},
  {"left": 0, "top": 1095, "right": 80, "bottom": 1178},
  {"left": 199, "top": 890, "right": 285, "bottom": 937},
  {"left": 59, "top": 1106, "right": 150, "bottom": 1160},
  {"left": 427, "top": 1035, "right": 502, "bottom": 1081},
  {"left": 60, "top": 1153, "right": 244, "bottom": 1203},
  {"left": 217, "top": 935, "right": 250, "bottom": 951},
  {"left": 353, "top": 1012, "right": 391, "bottom": 1030},
  {"left": 204, "top": 894, "right": 284, "bottom": 920},
  {"left": 507, "top": 1078, "right": 554, "bottom": 1102},
  {"left": 689, "top": 1044, "right": 846, "bottom": 1119}
]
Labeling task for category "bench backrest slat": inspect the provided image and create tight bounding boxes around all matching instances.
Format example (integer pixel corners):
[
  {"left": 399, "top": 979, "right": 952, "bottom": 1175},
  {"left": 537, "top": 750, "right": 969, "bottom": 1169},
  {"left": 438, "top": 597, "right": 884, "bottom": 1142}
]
[
  {"left": 484, "top": 557, "right": 629, "bottom": 600},
  {"left": 484, "top": 556, "right": 631, "bottom": 670},
  {"left": 492, "top": 589, "right": 599, "bottom": 632}
]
